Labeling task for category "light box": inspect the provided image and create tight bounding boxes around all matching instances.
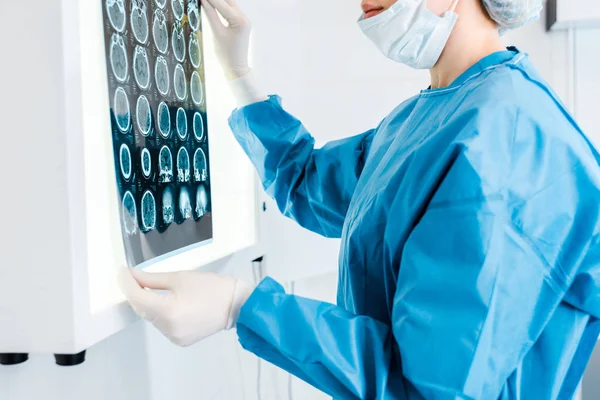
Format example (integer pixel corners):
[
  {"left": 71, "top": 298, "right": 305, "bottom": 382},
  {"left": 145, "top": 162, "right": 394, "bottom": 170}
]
[{"left": 0, "top": 0, "right": 260, "bottom": 358}]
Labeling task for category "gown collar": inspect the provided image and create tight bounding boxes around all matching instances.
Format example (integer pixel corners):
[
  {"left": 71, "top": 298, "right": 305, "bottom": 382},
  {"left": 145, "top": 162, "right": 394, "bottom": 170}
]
[{"left": 421, "top": 46, "right": 522, "bottom": 95}]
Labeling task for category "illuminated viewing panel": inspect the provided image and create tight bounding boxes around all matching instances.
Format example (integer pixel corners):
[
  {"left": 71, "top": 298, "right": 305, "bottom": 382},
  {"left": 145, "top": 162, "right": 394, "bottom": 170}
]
[{"left": 101, "top": 0, "right": 212, "bottom": 267}]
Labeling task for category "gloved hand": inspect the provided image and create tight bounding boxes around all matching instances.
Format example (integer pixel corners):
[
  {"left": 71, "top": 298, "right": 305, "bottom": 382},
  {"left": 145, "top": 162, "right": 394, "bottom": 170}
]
[
  {"left": 118, "top": 267, "right": 255, "bottom": 347},
  {"left": 201, "top": 0, "right": 251, "bottom": 80},
  {"left": 201, "top": 0, "right": 268, "bottom": 107}
]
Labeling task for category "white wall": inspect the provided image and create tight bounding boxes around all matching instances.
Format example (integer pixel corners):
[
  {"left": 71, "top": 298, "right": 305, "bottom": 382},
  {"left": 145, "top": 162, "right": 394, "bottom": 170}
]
[{"left": 1, "top": 2, "right": 598, "bottom": 400}]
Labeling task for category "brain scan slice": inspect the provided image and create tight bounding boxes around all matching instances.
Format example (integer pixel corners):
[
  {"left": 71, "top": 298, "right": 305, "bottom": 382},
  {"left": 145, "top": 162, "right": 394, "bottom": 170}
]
[
  {"left": 136, "top": 95, "right": 152, "bottom": 136},
  {"left": 109, "top": 34, "right": 128, "bottom": 82},
  {"left": 113, "top": 87, "right": 130, "bottom": 133},
  {"left": 141, "top": 190, "right": 157, "bottom": 231},
  {"left": 171, "top": 0, "right": 185, "bottom": 21},
  {"left": 193, "top": 148, "right": 207, "bottom": 182},
  {"left": 176, "top": 108, "right": 187, "bottom": 140},
  {"left": 190, "top": 71, "right": 203, "bottom": 106},
  {"left": 133, "top": 46, "right": 150, "bottom": 90},
  {"left": 153, "top": 10, "right": 169, "bottom": 54},
  {"left": 155, "top": 56, "right": 170, "bottom": 95},
  {"left": 189, "top": 34, "right": 201, "bottom": 68},
  {"left": 120, "top": 144, "right": 132, "bottom": 179},
  {"left": 177, "top": 147, "right": 190, "bottom": 183},
  {"left": 162, "top": 186, "right": 174, "bottom": 224},
  {"left": 188, "top": 1, "right": 200, "bottom": 31},
  {"left": 141, "top": 148, "right": 152, "bottom": 177},
  {"left": 122, "top": 191, "right": 138, "bottom": 235},
  {"left": 174, "top": 64, "right": 187, "bottom": 101},
  {"left": 195, "top": 184, "right": 208, "bottom": 218},
  {"left": 131, "top": 0, "right": 149, "bottom": 43},
  {"left": 159, "top": 145, "right": 173, "bottom": 183},
  {"left": 179, "top": 187, "right": 192, "bottom": 219},
  {"left": 172, "top": 25, "right": 186, "bottom": 63},
  {"left": 106, "top": 0, "right": 126, "bottom": 32},
  {"left": 193, "top": 112, "right": 204, "bottom": 141},
  {"left": 158, "top": 101, "right": 171, "bottom": 138}
]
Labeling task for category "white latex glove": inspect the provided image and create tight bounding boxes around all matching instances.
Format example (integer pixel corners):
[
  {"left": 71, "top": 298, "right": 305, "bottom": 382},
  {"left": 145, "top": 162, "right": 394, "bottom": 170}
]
[
  {"left": 201, "top": 0, "right": 268, "bottom": 107},
  {"left": 201, "top": 0, "right": 251, "bottom": 80},
  {"left": 118, "top": 267, "right": 255, "bottom": 347}
]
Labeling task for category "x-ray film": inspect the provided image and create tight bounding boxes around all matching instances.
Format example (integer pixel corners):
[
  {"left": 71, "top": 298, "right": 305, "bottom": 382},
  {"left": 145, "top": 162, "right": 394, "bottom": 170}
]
[{"left": 101, "top": 0, "right": 213, "bottom": 267}]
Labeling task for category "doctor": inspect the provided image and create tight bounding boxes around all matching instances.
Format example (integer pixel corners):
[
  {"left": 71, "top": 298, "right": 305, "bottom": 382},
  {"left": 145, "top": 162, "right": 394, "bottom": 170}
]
[{"left": 120, "top": 0, "right": 600, "bottom": 398}]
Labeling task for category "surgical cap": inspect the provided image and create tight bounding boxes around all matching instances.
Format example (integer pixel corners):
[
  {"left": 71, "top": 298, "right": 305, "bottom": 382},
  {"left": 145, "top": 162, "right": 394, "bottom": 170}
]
[{"left": 482, "top": 0, "right": 543, "bottom": 30}]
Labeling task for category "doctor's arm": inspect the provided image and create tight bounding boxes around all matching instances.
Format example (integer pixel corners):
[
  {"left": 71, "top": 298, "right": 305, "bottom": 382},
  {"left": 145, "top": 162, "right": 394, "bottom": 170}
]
[
  {"left": 202, "top": 0, "right": 376, "bottom": 237},
  {"left": 229, "top": 95, "right": 376, "bottom": 237},
  {"left": 235, "top": 156, "right": 572, "bottom": 400}
]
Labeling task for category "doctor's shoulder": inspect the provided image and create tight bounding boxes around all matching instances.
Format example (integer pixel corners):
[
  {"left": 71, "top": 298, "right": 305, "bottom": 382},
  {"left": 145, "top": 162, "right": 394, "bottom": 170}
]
[{"left": 456, "top": 60, "right": 586, "bottom": 150}]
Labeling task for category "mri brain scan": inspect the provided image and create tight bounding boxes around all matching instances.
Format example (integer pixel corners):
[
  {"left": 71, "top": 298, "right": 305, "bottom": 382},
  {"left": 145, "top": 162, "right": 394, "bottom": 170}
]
[
  {"left": 109, "top": 34, "right": 128, "bottom": 82},
  {"left": 195, "top": 184, "right": 208, "bottom": 218},
  {"left": 177, "top": 147, "right": 190, "bottom": 183},
  {"left": 190, "top": 71, "right": 203, "bottom": 106},
  {"left": 171, "top": 0, "right": 184, "bottom": 20},
  {"left": 106, "top": 0, "right": 126, "bottom": 32},
  {"left": 136, "top": 95, "right": 152, "bottom": 136},
  {"left": 159, "top": 145, "right": 173, "bottom": 183},
  {"left": 155, "top": 56, "right": 170, "bottom": 95},
  {"left": 174, "top": 64, "right": 187, "bottom": 101},
  {"left": 122, "top": 191, "right": 138, "bottom": 235},
  {"left": 141, "top": 190, "right": 157, "bottom": 231},
  {"left": 102, "top": 0, "right": 212, "bottom": 265},
  {"left": 162, "top": 186, "right": 174, "bottom": 224},
  {"left": 113, "top": 87, "right": 130, "bottom": 133},
  {"left": 120, "top": 144, "right": 132, "bottom": 179},
  {"left": 131, "top": 0, "right": 149, "bottom": 44},
  {"left": 141, "top": 148, "right": 152, "bottom": 178},
  {"left": 193, "top": 148, "right": 207, "bottom": 182},
  {"left": 189, "top": 34, "right": 201, "bottom": 68},
  {"left": 176, "top": 107, "right": 187, "bottom": 140},
  {"left": 172, "top": 25, "right": 186, "bottom": 63},
  {"left": 188, "top": 1, "right": 200, "bottom": 31},
  {"left": 179, "top": 187, "right": 192, "bottom": 219},
  {"left": 158, "top": 101, "right": 171, "bottom": 138},
  {"left": 133, "top": 46, "right": 151, "bottom": 90},
  {"left": 153, "top": 10, "right": 169, "bottom": 54},
  {"left": 193, "top": 112, "right": 203, "bottom": 141}
]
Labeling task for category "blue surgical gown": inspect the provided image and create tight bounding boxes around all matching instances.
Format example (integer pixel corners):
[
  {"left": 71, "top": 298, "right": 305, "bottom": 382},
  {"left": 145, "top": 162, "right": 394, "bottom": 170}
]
[{"left": 229, "top": 47, "right": 600, "bottom": 399}]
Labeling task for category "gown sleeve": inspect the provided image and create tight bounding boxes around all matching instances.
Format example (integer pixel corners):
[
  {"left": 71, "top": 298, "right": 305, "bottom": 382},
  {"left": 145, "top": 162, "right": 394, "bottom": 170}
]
[
  {"left": 228, "top": 95, "right": 376, "bottom": 238},
  {"left": 236, "top": 278, "right": 406, "bottom": 400}
]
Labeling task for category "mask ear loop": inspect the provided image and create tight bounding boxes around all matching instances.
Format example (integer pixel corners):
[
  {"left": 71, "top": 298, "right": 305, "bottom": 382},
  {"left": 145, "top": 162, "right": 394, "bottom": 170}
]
[{"left": 448, "top": 0, "right": 459, "bottom": 13}]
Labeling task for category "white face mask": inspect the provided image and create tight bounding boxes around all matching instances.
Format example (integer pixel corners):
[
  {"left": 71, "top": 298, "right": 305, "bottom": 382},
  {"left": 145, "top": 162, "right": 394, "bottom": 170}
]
[{"left": 358, "top": 0, "right": 459, "bottom": 69}]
